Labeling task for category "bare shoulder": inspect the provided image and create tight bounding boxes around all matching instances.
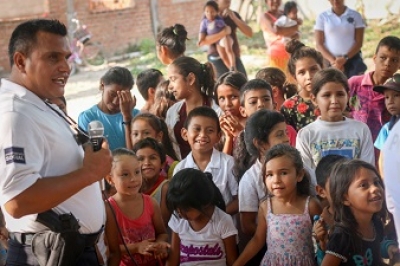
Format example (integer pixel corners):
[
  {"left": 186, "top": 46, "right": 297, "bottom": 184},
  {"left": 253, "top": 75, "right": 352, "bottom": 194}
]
[{"left": 308, "top": 196, "right": 322, "bottom": 217}]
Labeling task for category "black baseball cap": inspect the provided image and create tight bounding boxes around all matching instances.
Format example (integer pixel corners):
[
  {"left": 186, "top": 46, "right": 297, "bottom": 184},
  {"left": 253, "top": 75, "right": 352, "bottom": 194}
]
[{"left": 374, "top": 73, "right": 400, "bottom": 94}]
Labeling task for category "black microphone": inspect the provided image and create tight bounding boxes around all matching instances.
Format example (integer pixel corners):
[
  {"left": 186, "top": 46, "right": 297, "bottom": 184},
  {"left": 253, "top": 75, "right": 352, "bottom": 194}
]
[{"left": 88, "top": 120, "right": 104, "bottom": 152}]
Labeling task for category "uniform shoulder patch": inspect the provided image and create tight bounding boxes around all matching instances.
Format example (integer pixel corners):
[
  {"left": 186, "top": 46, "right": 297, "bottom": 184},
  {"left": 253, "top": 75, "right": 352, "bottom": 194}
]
[{"left": 4, "top": 147, "right": 26, "bottom": 164}]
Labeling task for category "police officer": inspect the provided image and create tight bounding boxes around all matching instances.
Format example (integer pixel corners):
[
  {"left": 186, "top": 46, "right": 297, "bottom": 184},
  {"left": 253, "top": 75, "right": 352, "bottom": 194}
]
[{"left": 0, "top": 19, "right": 115, "bottom": 265}]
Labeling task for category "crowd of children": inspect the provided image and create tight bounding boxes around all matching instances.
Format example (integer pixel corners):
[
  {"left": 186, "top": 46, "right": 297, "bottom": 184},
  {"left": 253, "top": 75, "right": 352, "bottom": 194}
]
[{"left": 2, "top": 2, "right": 400, "bottom": 266}]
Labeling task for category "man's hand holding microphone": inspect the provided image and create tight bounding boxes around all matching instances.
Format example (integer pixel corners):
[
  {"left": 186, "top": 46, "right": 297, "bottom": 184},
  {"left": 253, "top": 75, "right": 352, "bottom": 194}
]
[{"left": 82, "top": 120, "right": 112, "bottom": 186}]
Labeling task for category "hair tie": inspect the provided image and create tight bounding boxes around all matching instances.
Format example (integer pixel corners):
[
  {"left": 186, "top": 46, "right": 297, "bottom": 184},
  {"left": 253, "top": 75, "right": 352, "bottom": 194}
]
[{"left": 172, "top": 28, "right": 178, "bottom": 36}]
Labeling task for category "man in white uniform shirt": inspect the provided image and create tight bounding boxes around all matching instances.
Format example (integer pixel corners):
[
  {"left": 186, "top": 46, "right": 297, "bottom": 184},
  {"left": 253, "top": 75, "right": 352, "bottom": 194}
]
[{"left": 0, "top": 19, "right": 113, "bottom": 265}]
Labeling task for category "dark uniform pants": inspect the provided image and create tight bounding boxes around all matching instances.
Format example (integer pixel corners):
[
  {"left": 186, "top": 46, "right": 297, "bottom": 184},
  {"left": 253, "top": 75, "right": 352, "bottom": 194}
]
[{"left": 6, "top": 238, "right": 100, "bottom": 266}]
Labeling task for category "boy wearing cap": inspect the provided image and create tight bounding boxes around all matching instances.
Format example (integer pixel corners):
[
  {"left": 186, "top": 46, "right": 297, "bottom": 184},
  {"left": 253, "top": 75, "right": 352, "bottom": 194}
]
[
  {"left": 348, "top": 36, "right": 400, "bottom": 142},
  {"left": 374, "top": 74, "right": 400, "bottom": 149},
  {"left": 373, "top": 74, "right": 400, "bottom": 174}
]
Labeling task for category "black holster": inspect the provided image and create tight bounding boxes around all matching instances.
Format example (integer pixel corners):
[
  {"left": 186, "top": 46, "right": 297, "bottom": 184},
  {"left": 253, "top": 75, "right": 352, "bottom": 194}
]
[{"left": 31, "top": 210, "right": 87, "bottom": 266}]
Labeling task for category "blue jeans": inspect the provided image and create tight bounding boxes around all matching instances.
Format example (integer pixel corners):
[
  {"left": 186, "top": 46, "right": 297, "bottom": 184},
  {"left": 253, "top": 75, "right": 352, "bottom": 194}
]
[
  {"left": 207, "top": 54, "right": 247, "bottom": 79},
  {"left": 343, "top": 52, "right": 367, "bottom": 78}
]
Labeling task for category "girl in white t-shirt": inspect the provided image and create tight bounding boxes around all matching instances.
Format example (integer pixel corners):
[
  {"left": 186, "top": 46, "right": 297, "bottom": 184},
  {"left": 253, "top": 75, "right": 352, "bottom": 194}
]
[
  {"left": 166, "top": 168, "right": 238, "bottom": 266},
  {"left": 296, "top": 68, "right": 375, "bottom": 172}
]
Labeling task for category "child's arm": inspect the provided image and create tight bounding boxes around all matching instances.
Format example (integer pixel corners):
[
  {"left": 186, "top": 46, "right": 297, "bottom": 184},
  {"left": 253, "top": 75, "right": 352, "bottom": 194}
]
[
  {"left": 198, "top": 32, "right": 207, "bottom": 46},
  {"left": 160, "top": 182, "right": 172, "bottom": 231},
  {"left": 118, "top": 90, "right": 135, "bottom": 150},
  {"left": 200, "top": 26, "right": 231, "bottom": 46},
  {"left": 233, "top": 202, "right": 268, "bottom": 266},
  {"left": 165, "top": 231, "right": 180, "bottom": 266},
  {"left": 240, "top": 212, "right": 257, "bottom": 235},
  {"left": 104, "top": 202, "right": 122, "bottom": 266},
  {"left": 321, "top": 253, "right": 343, "bottom": 266},
  {"left": 150, "top": 197, "right": 170, "bottom": 259},
  {"left": 308, "top": 197, "right": 322, "bottom": 221},
  {"left": 226, "top": 195, "right": 238, "bottom": 216},
  {"left": 223, "top": 235, "right": 238, "bottom": 266},
  {"left": 223, "top": 9, "right": 252, "bottom": 37}
]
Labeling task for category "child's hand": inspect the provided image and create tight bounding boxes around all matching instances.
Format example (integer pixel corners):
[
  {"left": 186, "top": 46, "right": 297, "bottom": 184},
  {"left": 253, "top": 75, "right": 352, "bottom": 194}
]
[
  {"left": 313, "top": 217, "right": 328, "bottom": 251},
  {"left": 147, "top": 241, "right": 171, "bottom": 260},
  {"left": 296, "top": 18, "right": 303, "bottom": 25},
  {"left": 0, "top": 226, "right": 8, "bottom": 249},
  {"left": 219, "top": 115, "right": 243, "bottom": 138},
  {"left": 118, "top": 90, "right": 136, "bottom": 117},
  {"left": 222, "top": 8, "right": 235, "bottom": 20},
  {"left": 136, "top": 239, "right": 157, "bottom": 256},
  {"left": 388, "top": 244, "right": 399, "bottom": 260}
]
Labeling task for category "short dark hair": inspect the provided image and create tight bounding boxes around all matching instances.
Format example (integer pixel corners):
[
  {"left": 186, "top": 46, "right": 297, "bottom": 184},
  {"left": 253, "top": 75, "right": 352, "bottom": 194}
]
[
  {"left": 8, "top": 19, "right": 67, "bottom": 66},
  {"left": 204, "top": 0, "right": 219, "bottom": 11},
  {"left": 240, "top": 79, "right": 273, "bottom": 105},
  {"left": 136, "top": 69, "right": 163, "bottom": 100},
  {"left": 315, "top": 154, "right": 347, "bottom": 187},
  {"left": 311, "top": 68, "right": 349, "bottom": 96},
  {"left": 255, "top": 67, "right": 297, "bottom": 99},
  {"left": 183, "top": 106, "right": 220, "bottom": 132},
  {"left": 100, "top": 66, "right": 134, "bottom": 90},
  {"left": 375, "top": 36, "right": 400, "bottom": 54},
  {"left": 132, "top": 137, "right": 166, "bottom": 164},
  {"left": 283, "top": 1, "right": 297, "bottom": 16}
]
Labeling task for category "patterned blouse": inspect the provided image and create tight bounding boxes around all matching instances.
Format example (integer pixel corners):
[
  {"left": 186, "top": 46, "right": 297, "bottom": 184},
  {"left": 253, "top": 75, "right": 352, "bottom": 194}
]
[{"left": 280, "top": 94, "right": 320, "bottom": 132}]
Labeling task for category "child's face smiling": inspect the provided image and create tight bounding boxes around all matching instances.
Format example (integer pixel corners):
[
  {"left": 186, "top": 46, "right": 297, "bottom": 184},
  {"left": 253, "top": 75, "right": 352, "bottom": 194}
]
[
  {"left": 384, "top": 89, "right": 400, "bottom": 116},
  {"left": 264, "top": 155, "right": 303, "bottom": 198},
  {"left": 181, "top": 116, "right": 220, "bottom": 153},
  {"left": 312, "top": 82, "right": 348, "bottom": 122},
  {"left": 130, "top": 119, "right": 162, "bottom": 146},
  {"left": 111, "top": 156, "right": 142, "bottom": 196},
  {"left": 167, "top": 64, "right": 191, "bottom": 100},
  {"left": 136, "top": 147, "right": 163, "bottom": 182},
  {"left": 344, "top": 168, "right": 383, "bottom": 218}
]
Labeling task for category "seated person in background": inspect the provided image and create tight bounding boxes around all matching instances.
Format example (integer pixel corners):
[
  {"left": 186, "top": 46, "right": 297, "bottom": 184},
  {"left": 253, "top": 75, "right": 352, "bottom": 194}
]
[{"left": 136, "top": 68, "right": 164, "bottom": 113}]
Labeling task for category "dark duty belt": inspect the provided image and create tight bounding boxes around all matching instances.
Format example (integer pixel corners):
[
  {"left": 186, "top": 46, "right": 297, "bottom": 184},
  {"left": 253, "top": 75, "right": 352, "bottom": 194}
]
[{"left": 9, "top": 231, "right": 100, "bottom": 247}]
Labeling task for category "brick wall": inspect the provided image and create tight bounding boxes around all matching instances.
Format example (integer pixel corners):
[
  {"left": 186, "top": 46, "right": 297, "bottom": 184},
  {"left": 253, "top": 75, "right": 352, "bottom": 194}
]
[{"left": 0, "top": 0, "right": 204, "bottom": 73}]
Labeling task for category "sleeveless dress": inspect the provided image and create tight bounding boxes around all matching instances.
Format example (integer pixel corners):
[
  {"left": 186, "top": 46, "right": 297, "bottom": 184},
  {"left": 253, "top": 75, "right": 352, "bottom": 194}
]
[
  {"left": 108, "top": 194, "right": 157, "bottom": 266},
  {"left": 261, "top": 196, "right": 315, "bottom": 266}
]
